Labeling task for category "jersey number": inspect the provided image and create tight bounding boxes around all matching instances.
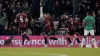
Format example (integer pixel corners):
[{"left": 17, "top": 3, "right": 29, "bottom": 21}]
[{"left": 20, "top": 16, "right": 24, "bottom": 22}]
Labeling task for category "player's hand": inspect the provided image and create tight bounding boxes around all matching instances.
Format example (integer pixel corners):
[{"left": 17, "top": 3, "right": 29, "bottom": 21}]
[{"left": 94, "top": 30, "right": 96, "bottom": 33}]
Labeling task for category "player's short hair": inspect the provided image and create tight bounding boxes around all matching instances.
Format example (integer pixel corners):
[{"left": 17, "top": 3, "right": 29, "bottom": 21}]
[
  {"left": 87, "top": 11, "right": 92, "bottom": 16},
  {"left": 19, "top": 9, "right": 23, "bottom": 13}
]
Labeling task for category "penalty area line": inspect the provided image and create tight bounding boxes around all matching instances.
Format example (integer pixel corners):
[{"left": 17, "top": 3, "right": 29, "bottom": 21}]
[{"left": 0, "top": 52, "right": 68, "bottom": 56}]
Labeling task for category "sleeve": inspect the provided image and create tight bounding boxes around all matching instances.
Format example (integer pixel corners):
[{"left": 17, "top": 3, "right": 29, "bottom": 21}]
[
  {"left": 25, "top": 14, "right": 28, "bottom": 22},
  {"left": 93, "top": 17, "right": 95, "bottom": 23},
  {"left": 83, "top": 17, "right": 86, "bottom": 23}
]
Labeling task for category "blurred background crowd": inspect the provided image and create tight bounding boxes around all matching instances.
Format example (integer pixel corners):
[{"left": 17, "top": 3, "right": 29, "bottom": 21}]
[{"left": 0, "top": 0, "right": 100, "bottom": 35}]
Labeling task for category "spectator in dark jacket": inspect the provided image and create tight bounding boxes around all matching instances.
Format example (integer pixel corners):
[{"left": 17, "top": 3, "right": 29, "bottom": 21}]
[
  {"left": 53, "top": 1, "right": 62, "bottom": 20},
  {"left": 0, "top": 4, "right": 7, "bottom": 35}
]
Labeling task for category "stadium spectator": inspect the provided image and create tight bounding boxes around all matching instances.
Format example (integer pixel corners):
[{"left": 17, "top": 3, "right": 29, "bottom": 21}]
[
  {"left": 0, "top": 0, "right": 100, "bottom": 35},
  {"left": 53, "top": 0, "right": 62, "bottom": 21},
  {"left": 96, "top": 9, "right": 100, "bottom": 35},
  {"left": 0, "top": 4, "right": 7, "bottom": 35}
]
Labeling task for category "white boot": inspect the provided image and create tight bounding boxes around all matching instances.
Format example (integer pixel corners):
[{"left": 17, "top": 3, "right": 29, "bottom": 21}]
[{"left": 44, "top": 44, "right": 48, "bottom": 47}]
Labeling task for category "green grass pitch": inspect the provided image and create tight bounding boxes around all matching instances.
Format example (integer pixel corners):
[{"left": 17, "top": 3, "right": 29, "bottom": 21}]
[{"left": 0, "top": 47, "right": 100, "bottom": 56}]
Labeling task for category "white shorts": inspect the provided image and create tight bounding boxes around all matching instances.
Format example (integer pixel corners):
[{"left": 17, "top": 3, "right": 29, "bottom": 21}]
[{"left": 84, "top": 29, "right": 94, "bottom": 36}]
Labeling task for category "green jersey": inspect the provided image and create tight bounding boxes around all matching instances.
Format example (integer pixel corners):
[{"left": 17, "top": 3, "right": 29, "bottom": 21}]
[{"left": 84, "top": 16, "right": 95, "bottom": 30}]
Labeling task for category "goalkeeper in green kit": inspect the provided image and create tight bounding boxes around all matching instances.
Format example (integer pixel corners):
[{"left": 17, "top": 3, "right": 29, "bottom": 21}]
[{"left": 81, "top": 11, "right": 98, "bottom": 48}]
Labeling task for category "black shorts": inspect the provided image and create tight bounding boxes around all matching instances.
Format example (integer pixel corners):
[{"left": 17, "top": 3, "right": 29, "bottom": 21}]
[
  {"left": 68, "top": 30, "right": 80, "bottom": 36},
  {"left": 67, "top": 29, "right": 80, "bottom": 35},
  {"left": 20, "top": 27, "right": 27, "bottom": 33},
  {"left": 67, "top": 29, "right": 75, "bottom": 35}
]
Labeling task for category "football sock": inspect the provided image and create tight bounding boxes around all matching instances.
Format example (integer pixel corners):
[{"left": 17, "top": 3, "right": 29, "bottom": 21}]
[
  {"left": 91, "top": 38, "right": 98, "bottom": 48},
  {"left": 81, "top": 37, "right": 86, "bottom": 47},
  {"left": 68, "top": 37, "right": 75, "bottom": 47},
  {"left": 44, "top": 36, "right": 48, "bottom": 44},
  {"left": 24, "top": 34, "right": 30, "bottom": 41},
  {"left": 67, "top": 37, "right": 73, "bottom": 47},
  {"left": 67, "top": 37, "right": 72, "bottom": 43},
  {"left": 76, "top": 38, "right": 81, "bottom": 43},
  {"left": 22, "top": 34, "right": 25, "bottom": 45}
]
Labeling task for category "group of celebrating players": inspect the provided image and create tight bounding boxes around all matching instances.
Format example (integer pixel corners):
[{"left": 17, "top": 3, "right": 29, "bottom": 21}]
[
  {"left": 44, "top": 11, "right": 98, "bottom": 48},
  {"left": 15, "top": 8, "right": 98, "bottom": 48},
  {"left": 14, "top": 1, "right": 98, "bottom": 48}
]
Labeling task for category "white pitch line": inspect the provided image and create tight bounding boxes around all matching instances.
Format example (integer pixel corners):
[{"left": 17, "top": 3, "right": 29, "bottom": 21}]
[{"left": 0, "top": 52, "right": 67, "bottom": 56}]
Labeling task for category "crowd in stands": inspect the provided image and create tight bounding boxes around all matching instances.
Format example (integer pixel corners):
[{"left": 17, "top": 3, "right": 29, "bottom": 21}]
[{"left": 0, "top": 0, "right": 100, "bottom": 35}]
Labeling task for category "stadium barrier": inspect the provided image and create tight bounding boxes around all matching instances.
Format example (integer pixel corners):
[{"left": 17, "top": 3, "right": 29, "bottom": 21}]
[{"left": 0, "top": 36, "right": 100, "bottom": 47}]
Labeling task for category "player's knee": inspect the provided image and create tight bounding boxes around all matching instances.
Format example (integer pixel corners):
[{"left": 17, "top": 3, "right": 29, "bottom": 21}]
[
  {"left": 66, "top": 34, "right": 70, "bottom": 38},
  {"left": 74, "top": 34, "right": 78, "bottom": 38}
]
